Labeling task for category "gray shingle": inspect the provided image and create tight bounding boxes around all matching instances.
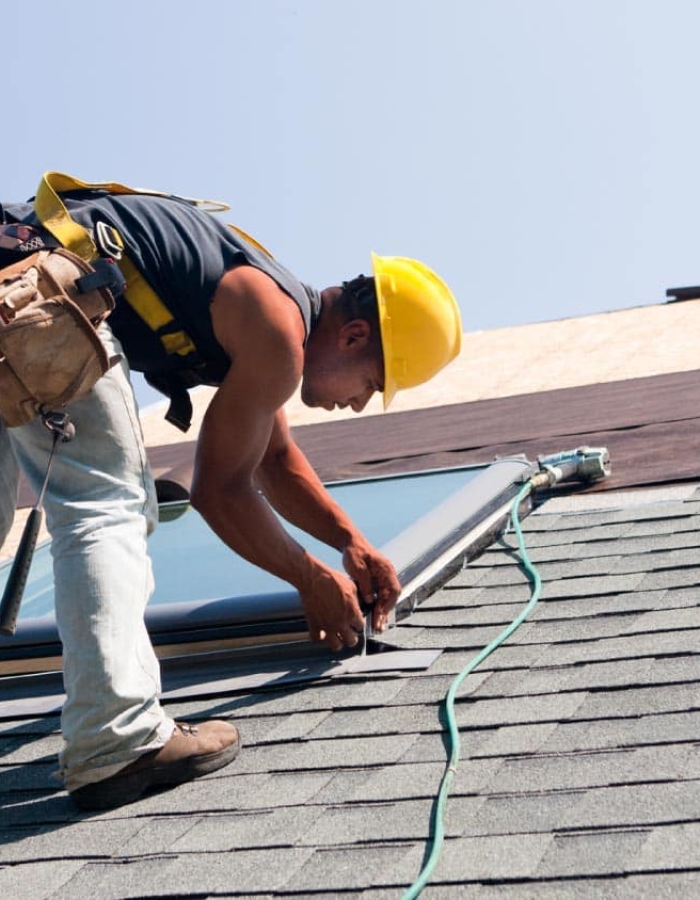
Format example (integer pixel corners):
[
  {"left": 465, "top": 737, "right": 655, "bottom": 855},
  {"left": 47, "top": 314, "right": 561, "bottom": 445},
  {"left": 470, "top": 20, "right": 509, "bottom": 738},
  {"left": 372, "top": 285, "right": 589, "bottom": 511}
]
[
  {"left": 478, "top": 658, "right": 656, "bottom": 696},
  {"left": 636, "top": 822, "right": 700, "bottom": 871},
  {"left": 288, "top": 843, "right": 416, "bottom": 893},
  {"left": 454, "top": 691, "right": 589, "bottom": 729},
  {"left": 393, "top": 629, "right": 553, "bottom": 675},
  {"left": 624, "top": 607, "right": 700, "bottom": 634},
  {"left": 0, "top": 759, "right": 62, "bottom": 792},
  {"left": 387, "top": 672, "right": 475, "bottom": 705},
  {"left": 0, "top": 791, "right": 74, "bottom": 828},
  {"left": 307, "top": 705, "right": 441, "bottom": 739},
  {"left": 0, "top": 733, "right": 63, "bottom": 765},
  {"left": 118, "top": 817, "right": 206, "bottom": 855},
  {"left": 513, "top": 613, "right": 645, "bottom": 645},
  {"left": 679, "top": 743, "right": 700, "bottom": 779},
  {"left": 535, "top": 829, "right": 652, "bottom": 877},
  {"left": 169, "top": 806, "right": 325, "bottom": 851},
  {"left": 535, "top": 629, "right": 700, "bottom": 664},
  {"left": 541, "top": 711, "right": 700, "bottom": 754},
  {"left": 560, "top": 780, "right": 700, "bottom": 829},
  {"left": 470, "top": 790, "right": 584, "bottom": 836},
  {"left": 333, "top": 759, "right": 502, "bottom": 802},
  {"left": 469, "top": 722, "right": 561, "bottom": 757},
  {"left": 637, "top": 568, "right": 700, "bottom": 590},
  {"left": 0, "top": 818, "right": 142, "bottom": 863},
  {"left": 399, "top": 731, "right": 496, "bottom": 764},
  {"left": 263, "top": 710, "right": 333, "bottom": 741},
  {"left": 482, "top": 744, "right": 692, "bottom": 794},
  {"left": 0, "top": 718, "right": 58, "bottom": 737},
  {"left": 476, "top": 873, "right": 700, "bottom": 898},
  {"left": 528, "top": 590, "right": 691, "bottom": 619},
  {"left": 399, "top": 622, "right": 528, "bottom": 649},
  {"left": 515, "top": 522, "right": 633, "bottom": 545},
  {"left": 402, "top": 832, "right": 554, "bottom": 881},
  {"left": 629, "top": 514, "right": 700, "bottom": 537},
  {"left": 294, "top": 796, "right": 479, "bottom": 845},
  {"left": 574, "top": 683, "right": 700, "bottom": 719},
  {"left": 473, "top": 529, "right": 700, "bottom": 565},
  {"left": 228, "top": 770, "right": 336, "bottom": 811},
  {"left": 235, "top": 733, "right": 420, "bottom": 775},
  {"left": 0, "top": 859, "right": 84, "bottom": 900},
  {"left": 50, "top": 847, "right": 314, "bottom": 898},
  {"left": 611, "top": 547, "right": 700, "bottom": 574}
]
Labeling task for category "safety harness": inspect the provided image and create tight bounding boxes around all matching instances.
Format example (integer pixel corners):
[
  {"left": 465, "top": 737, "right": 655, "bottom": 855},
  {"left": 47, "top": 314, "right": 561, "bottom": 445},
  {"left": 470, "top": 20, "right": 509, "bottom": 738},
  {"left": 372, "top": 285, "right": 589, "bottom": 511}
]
[{"left": 29, "top": 171, "right": 273, "bottom": 430}]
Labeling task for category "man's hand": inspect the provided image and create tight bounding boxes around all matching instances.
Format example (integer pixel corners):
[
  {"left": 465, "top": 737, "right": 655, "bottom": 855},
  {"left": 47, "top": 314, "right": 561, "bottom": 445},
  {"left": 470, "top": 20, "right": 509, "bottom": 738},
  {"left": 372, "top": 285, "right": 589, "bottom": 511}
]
[
  {"left": 299, "top": 561, "right": 366, "bottom": 652},
  {"left": 342, "top": 537, "right": 401, "bottom": 633}
]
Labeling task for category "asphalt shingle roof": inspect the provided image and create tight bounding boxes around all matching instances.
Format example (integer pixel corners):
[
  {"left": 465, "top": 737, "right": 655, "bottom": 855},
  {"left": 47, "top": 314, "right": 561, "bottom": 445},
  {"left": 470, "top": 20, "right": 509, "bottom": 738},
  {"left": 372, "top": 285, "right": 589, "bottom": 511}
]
[{"left": 2, "top": 478, "right": 699, "bottom": 897}]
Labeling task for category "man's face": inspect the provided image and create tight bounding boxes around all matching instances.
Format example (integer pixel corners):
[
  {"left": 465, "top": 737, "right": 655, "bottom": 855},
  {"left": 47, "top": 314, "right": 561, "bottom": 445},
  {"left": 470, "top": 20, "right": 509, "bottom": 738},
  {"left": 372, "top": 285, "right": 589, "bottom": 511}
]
[{"left": 301, "top": 321, "right": 384, "bottom": 413}]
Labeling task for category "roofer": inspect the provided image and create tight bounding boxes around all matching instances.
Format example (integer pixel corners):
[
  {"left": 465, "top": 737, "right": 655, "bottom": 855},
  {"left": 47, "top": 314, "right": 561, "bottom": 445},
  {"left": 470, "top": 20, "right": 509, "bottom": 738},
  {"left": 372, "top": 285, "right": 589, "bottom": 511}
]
[{"left": 0, "top": 173, "right": 462, "bottom": 810}]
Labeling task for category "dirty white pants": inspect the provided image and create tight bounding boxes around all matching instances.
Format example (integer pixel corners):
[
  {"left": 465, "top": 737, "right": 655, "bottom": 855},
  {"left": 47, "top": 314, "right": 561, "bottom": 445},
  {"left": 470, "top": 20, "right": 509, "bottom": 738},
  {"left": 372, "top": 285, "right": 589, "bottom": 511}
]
[{"left": 0, "top": 325, "right": 174, "bottom": 790}]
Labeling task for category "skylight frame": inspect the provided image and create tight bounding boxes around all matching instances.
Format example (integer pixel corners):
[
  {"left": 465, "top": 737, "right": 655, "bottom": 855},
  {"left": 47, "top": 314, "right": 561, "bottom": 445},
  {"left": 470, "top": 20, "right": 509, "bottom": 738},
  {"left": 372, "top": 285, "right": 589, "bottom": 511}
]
[{"left": 0, "top": 456, "right": 534, "bottom": 678}]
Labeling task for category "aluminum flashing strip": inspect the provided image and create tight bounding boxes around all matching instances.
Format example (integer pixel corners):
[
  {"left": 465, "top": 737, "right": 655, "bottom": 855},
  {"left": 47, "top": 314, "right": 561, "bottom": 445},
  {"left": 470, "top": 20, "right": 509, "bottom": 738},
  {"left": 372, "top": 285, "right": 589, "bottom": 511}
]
[
  {"left": 391, "top": 456, "right": 533, "bottom": 615},
  {"left": 0, "top": 640, "right": 442, "bottom": 720}
]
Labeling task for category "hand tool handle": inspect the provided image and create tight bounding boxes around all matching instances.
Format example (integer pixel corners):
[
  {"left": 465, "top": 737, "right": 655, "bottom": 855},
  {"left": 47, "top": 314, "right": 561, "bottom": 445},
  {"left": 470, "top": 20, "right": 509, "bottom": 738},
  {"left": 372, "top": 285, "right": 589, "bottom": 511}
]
[{"left": 0, "top": 507, "right": 43, "bottom": 636}]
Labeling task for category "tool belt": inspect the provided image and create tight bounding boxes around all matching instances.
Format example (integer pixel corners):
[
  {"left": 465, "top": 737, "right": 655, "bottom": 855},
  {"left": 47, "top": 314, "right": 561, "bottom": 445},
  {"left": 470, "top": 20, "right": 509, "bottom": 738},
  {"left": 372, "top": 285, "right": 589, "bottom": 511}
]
[{"left": 0, "top": 248, "right": 119, "bottom": 427}]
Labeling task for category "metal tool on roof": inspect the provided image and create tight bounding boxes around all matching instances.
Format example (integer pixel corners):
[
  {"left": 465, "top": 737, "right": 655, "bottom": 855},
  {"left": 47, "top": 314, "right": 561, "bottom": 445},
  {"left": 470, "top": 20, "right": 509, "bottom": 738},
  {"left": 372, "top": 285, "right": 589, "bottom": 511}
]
[
  {"left": 356, "top": 589, "right": 375, "bottom": 658},
  {"left": 535, "top": 445, "right": 611, "bottom": 486},
  {"left": 0, "top": 411, "right": 75, "bottom": 636},
  {"left": 347, "top": 582, "right": 425, "bottom": 666}
]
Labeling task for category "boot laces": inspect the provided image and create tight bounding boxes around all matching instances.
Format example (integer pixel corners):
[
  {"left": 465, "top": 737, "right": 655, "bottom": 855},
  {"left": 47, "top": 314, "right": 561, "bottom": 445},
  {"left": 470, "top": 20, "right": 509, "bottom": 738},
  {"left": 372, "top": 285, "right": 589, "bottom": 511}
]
[{"left": 175, "top": 722, "right": 199, "bottom": 736}]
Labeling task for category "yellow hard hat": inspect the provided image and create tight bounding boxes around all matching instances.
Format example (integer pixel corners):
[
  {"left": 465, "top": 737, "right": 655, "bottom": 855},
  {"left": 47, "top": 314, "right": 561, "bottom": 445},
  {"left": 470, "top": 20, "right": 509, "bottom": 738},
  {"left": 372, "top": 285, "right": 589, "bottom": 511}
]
[{"left": 371, "top": 253, "right": 463, "bottom": 409}]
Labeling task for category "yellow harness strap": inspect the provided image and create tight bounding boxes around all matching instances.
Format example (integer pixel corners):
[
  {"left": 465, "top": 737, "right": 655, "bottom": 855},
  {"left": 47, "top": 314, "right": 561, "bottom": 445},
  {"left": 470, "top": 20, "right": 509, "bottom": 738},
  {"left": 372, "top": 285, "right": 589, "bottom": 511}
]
[{"left": 33, "top": 171, "right": 269, "bottom": 361}]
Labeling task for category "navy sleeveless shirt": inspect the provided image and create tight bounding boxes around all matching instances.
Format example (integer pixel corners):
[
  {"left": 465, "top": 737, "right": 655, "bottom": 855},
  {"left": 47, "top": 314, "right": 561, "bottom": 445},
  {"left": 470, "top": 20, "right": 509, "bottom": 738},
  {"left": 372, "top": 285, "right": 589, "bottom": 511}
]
[{"left": 3, "top": 190, "right": 321, "bottom": 425}]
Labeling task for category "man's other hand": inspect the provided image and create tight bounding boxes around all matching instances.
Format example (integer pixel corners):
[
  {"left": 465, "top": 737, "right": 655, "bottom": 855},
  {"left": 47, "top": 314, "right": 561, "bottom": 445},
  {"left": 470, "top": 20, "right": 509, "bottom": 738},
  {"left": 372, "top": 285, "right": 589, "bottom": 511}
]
[
  {"left": 342, "top": 538, "right": 401, "bottom": 633},
  {"left": 299, "top": 562, "right": 366, "bottom": 652}
]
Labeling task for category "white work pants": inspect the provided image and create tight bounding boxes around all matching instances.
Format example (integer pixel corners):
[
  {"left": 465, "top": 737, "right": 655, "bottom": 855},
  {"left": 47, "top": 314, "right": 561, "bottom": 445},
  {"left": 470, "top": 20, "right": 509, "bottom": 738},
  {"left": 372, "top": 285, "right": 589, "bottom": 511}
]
[{"left": 0, "top": 325, "right": 174, "bottom": 790}]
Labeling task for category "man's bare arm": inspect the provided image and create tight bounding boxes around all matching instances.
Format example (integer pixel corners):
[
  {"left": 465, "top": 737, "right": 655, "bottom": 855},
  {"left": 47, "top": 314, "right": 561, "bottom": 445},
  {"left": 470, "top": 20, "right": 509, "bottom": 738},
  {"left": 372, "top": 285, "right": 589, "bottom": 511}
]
[
  {"left": 257, "top": 412, "right": 400, "bottom": 631},
  {"left": 190, "top": 266, "right": 365, "bottom": 649}
]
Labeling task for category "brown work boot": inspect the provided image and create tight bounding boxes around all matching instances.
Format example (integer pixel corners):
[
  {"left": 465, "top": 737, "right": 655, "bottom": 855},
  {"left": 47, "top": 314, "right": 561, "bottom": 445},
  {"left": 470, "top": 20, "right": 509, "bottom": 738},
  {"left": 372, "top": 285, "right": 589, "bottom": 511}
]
[{"left": 70, "top": 720, "right": 241, "bottom": 811}]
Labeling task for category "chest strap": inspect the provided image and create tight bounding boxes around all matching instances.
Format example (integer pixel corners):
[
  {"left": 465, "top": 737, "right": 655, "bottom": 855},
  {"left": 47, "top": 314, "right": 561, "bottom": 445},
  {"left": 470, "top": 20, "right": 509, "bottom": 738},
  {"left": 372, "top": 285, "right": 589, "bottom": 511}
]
[
  {"left": 32, "top": 171, "right": 276, "bottom": 431},
  {"left": 34, "top": 172, "right": 199, "bottom": 361}
]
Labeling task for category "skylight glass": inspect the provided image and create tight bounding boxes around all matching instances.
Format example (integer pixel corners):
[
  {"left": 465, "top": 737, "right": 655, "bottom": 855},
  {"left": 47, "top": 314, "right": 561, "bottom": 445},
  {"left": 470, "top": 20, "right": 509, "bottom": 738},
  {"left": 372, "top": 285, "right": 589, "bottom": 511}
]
[{"left": 1, "top": 467, "right": 481, "bottom": 624}]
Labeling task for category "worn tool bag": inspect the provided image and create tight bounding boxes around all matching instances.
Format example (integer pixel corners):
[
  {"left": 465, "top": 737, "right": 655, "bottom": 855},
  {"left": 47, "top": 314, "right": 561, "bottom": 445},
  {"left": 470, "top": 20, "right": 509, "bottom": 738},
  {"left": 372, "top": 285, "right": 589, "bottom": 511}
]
[{"left": 0, "top": 248, "right": 116, "bottom": 427}]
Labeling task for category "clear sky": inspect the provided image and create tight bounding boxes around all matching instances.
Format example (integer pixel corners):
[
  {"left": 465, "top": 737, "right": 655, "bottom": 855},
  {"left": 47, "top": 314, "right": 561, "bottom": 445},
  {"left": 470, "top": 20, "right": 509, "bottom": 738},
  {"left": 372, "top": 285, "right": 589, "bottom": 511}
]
[{"left": 4, "top": 0, "right": 699, "bottom": 404}]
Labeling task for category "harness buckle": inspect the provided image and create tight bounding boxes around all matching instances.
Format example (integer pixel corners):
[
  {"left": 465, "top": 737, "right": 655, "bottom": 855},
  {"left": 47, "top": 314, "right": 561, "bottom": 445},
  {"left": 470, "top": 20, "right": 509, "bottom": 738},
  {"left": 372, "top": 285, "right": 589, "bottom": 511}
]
[{"left": 95, "top": 220, "right": 124, "bottom": 260}]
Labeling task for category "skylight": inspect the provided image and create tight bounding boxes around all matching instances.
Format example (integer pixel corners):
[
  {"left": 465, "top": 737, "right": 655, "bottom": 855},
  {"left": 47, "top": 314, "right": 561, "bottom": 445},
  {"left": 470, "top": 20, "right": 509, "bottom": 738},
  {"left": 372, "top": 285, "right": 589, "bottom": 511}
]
[{"left": 0, "top": 458, "right": 533, "bottom": 697}]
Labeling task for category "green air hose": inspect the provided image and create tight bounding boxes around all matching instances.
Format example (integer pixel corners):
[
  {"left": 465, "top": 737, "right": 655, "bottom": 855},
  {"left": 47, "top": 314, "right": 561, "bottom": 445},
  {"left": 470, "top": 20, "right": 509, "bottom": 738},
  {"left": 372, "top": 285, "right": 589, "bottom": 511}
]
[{"left": 401, "top": 478, "right": 542, "bottom": 899}]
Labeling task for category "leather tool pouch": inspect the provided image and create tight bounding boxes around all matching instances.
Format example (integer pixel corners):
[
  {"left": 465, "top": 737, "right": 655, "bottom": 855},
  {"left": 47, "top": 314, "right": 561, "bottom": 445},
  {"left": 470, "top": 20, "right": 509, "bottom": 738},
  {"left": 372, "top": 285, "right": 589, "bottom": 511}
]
[{"left": 0, "top": 248, "right": 117, "bottom": 427}]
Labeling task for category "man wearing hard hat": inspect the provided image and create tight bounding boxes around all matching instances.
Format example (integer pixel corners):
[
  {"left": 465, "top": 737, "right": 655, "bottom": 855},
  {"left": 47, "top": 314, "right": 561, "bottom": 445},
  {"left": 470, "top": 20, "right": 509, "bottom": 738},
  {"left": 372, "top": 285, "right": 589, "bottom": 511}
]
[{"left": 0, "top": 173, "right": 462, "bottom": 811}]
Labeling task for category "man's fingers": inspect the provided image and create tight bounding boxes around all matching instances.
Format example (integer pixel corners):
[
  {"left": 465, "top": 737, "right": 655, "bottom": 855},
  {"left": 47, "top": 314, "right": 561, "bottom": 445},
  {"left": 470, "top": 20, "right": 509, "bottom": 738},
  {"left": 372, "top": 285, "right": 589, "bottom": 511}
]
[
  {"left": 344, "top": 630, "right": 360, "bottom": 648},
  {"left": 310, "top": 625, "right": 359, "bottom": 652},
  {"left": 371, "top": 606, "right": 388, "bottom": 633}
]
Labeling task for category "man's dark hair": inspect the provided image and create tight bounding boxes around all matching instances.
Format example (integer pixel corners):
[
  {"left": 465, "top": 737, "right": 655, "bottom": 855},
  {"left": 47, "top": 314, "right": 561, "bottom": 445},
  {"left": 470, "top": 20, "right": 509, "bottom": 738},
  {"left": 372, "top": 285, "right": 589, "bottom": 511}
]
[{"left": 338, "top": 275, "right": 380, "bottom": 333}]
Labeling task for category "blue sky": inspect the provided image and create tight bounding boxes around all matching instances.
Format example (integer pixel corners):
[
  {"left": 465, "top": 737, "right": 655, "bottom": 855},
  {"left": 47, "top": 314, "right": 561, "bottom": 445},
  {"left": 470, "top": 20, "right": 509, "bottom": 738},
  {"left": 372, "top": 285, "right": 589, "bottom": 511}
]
[{"left": 4, "top": 1, "right": 699, "bottom": 403}]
